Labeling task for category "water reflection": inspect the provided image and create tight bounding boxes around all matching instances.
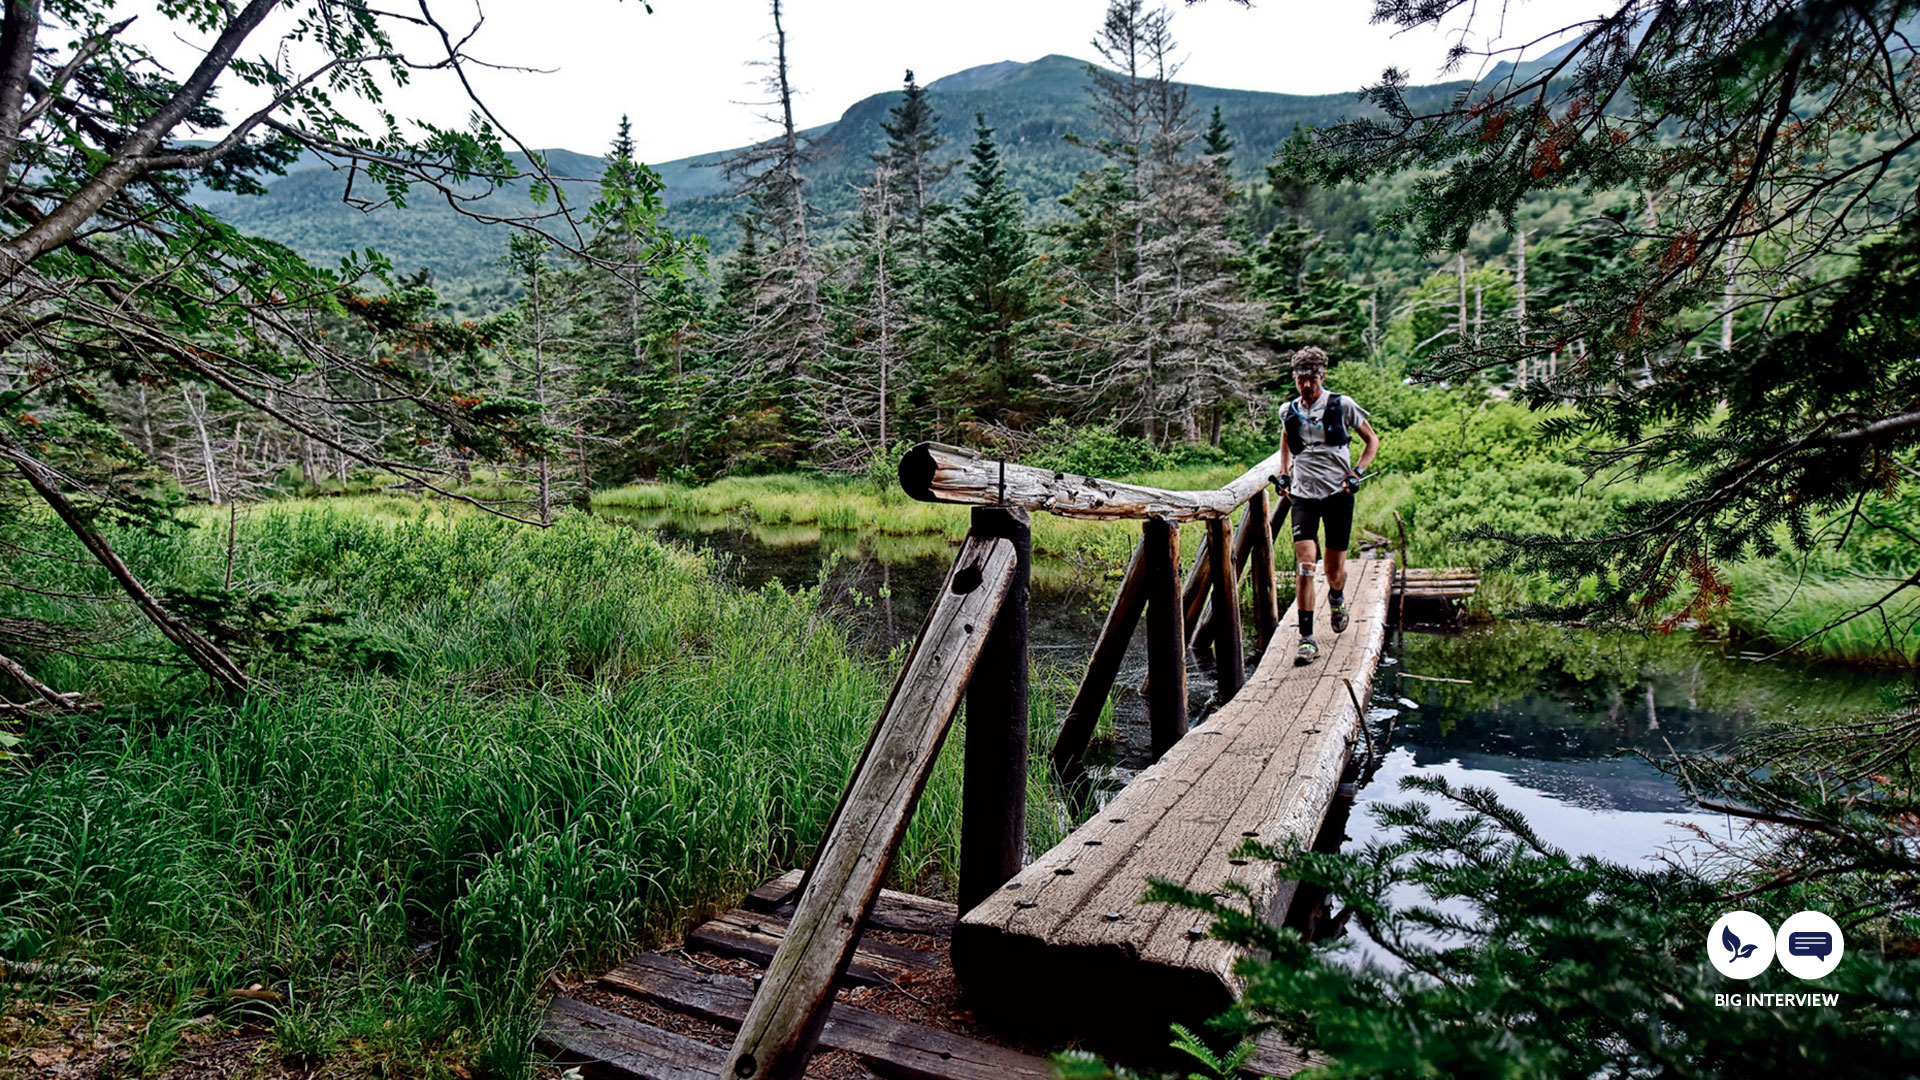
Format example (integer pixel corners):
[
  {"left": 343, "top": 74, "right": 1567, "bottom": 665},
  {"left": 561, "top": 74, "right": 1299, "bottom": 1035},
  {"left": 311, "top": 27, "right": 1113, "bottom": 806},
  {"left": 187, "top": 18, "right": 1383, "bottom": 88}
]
[{"left": 1361, "top": 622, "right": 1903, "bottom": 862}]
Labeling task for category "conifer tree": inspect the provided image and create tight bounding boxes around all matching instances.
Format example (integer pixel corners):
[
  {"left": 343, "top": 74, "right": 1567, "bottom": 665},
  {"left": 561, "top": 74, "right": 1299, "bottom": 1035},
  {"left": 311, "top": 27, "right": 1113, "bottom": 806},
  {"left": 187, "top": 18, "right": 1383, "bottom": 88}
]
[
  {"left": 503, "top": 234, "right": 585, "bottom": 524},
  {"left": 711, "top": 0, "right": 825, "bottom": 470},
  {"left": 817, "top": 167, "right": 912, "bottom": 468},
  {"left": 1253, "top": 125, "right": 1367, "bottom": 358},
  {"left": 1201, "top": 104, "right": 1233, "bottom": 163},
  {"left": 579, "top": 117, "right": 703, "bottom": 483},
  {"left": 926, "top": 115, "right": 1040, "bottom": 432},
  {"left": 875, "top": 71, "right": 954, "bottom": 267},
  {"left": 1056, "top": 1, "right": 1267, "bottom": 443}
]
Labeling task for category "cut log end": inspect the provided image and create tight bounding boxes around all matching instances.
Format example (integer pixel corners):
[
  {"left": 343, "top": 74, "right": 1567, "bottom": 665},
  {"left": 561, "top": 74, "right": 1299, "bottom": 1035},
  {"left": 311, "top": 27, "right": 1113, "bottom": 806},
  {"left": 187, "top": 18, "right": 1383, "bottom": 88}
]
[{"left": 898, "top": 442, "right": 941, "bottom": 503}]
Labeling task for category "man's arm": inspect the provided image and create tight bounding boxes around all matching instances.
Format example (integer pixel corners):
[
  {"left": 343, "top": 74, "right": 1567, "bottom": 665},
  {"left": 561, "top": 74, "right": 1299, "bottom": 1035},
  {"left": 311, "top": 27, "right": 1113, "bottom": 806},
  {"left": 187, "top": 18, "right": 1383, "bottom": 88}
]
[
  {"left": 1278, "top": 438, "right": 1293, "bottom": 490},
  {"left": 1354, "top": 419, "right": 1379, "bottom": 473}
]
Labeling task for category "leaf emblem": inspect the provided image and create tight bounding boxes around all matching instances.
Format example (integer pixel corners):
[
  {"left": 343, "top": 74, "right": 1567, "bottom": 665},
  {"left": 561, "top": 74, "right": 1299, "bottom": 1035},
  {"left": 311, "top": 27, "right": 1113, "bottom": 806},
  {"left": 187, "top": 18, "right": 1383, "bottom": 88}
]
[
  {"left": 1722, "top": 926, "right": 1741, "bottom": 955},
  {"left": 1737, "top": 943, "right": 1758, "bottom": 959}
]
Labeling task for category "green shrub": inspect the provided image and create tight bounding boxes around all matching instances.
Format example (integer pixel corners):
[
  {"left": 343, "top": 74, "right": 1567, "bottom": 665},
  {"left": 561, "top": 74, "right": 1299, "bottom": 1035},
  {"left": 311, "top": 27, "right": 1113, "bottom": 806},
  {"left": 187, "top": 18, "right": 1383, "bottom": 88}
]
[{"left": 1028, "top": 420, "right": 1171, "bottom": 477}]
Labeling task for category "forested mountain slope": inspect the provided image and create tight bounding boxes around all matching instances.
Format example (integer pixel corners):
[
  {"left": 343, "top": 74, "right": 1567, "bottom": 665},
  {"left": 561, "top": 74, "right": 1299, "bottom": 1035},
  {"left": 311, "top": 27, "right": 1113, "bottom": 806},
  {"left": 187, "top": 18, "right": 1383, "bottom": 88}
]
[{"left": 207, "top": 55, "right": 1472, "bottom": 289}]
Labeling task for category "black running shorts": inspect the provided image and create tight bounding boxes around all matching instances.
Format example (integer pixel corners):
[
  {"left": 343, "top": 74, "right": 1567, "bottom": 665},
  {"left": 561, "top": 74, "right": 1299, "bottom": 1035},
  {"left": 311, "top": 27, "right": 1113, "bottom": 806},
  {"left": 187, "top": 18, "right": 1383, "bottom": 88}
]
[{"left": 1289, "top": 491, "right": 1355, "bottom": 552}]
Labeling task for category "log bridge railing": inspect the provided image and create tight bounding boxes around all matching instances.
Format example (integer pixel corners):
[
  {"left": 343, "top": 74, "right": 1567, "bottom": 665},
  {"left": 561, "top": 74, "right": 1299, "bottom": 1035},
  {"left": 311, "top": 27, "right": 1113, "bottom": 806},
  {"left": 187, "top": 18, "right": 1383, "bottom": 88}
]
[{"left": 720, "top": 441, "right": 1291, "bottom": 1080}]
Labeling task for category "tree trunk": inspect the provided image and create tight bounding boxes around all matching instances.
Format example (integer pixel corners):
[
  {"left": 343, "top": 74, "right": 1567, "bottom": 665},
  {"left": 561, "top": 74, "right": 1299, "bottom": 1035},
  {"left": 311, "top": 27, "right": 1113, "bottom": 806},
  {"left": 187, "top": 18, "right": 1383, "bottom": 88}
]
[
  {"left": 0, "top": 645, "right": 74, "bottom": 710},
  {"left": 183, "top": 386, "right": 221, "bottom": 504},
  {"left": 5, "top": 445, "right": 248, "bottom": 693},
  {"left": 1515, "top": 229, "right": 1529, "bottom": 388},
  {"left": 1456, "top": 251, "right": 1468, "bottom": 347}
]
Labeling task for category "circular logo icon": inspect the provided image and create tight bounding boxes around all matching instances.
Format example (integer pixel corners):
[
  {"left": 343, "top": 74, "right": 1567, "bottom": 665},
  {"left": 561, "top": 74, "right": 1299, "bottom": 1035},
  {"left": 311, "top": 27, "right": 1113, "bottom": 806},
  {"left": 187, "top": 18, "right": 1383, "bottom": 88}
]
[
  {"left": 1776, "top": 910, "right": 1844, "bottom": 980},
  {"left": 1708, "top": 910, "right": 1775, "bottom": 979}
]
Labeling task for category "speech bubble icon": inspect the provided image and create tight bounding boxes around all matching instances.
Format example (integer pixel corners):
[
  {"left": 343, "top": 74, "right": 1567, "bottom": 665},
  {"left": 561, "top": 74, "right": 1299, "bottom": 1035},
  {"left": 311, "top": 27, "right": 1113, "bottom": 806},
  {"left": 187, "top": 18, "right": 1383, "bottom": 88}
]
[{"left": 1788, "top": 931, "right": 1833, "bottom": 959}]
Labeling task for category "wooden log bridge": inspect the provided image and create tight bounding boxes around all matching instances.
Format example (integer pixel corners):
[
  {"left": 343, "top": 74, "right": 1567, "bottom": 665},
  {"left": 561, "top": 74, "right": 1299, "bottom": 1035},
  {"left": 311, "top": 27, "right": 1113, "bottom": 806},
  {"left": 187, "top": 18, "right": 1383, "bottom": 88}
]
[
  {"left": 544, "top": 441, "right": 1396, "bottom": 1079},
  {"left": 954, "top": 560, "right": 1391, "bottom": 1039}
]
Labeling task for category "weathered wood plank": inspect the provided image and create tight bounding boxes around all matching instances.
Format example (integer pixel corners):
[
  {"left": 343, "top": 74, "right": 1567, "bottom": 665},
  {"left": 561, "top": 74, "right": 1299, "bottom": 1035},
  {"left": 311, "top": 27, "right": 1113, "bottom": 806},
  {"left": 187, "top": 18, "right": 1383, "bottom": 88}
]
[
  {"left": 601, "top": 953, "right": 1054, "bottom": 1080},
  {"left": 1072, "top": 661, "right": 1352, "bottom": 963},
  {"left": 1053, "top": 537, "right": 1150, "bottom": 777},
  {"left": 743, "top": 871, "right": 956, "bottom": 938},
  {"left": 899, "top": 442, "right": 1288, "bottom": 522},
  {"left": 1156, "top": 566, "right": 1391, "bottom": 976},
  {"left": 540, "top": 997, "right": 723, "bottom": 1080},
  {"left": 957, "top": 637, "right": 1321, "bottom": 955},
  {"left": 686, "top": 909, "right": 943, "bottom": 988},
  {"left": 723, "top": 535, "right": 1017, "bottom": 1080},
  {"left": 1246, "top": 1031, "right": 1320, "bottom": 1078}
]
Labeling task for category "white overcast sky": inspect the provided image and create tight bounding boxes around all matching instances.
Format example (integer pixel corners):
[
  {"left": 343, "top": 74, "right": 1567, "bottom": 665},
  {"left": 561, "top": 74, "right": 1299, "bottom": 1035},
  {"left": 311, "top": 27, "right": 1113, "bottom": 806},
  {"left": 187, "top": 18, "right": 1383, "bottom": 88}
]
[{"left": 154, "top": 0, "right": 1604, "bottom": 164}]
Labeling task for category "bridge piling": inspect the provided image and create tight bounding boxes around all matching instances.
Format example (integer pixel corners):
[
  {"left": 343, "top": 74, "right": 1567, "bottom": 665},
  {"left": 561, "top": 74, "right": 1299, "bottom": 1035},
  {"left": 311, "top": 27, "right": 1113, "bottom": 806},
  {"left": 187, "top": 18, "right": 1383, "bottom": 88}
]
[
  {"left": 1249, "top": 490, "right": 1280, "bottom": 651},
  {"left": 1207, "top": 516, "right": 1244, "bottom": 701},
  {"left": 960, "top": 506, "right": 1031, "bottom": 914},
  {"left": 1143, "top": 517, "right": 1189, "bottom": 760}
]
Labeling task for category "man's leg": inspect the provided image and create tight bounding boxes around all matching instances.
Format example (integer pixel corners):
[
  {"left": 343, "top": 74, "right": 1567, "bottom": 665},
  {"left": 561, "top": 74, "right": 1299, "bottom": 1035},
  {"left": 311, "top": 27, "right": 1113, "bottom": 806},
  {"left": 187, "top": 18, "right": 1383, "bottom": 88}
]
[
  {"left": 1325, "top": 492, "right": 1356, "bottom": 634},
  {"left": 1290, "top": 495, "right": 1324, "bottom": 665},
  {"left": 1293, "top": 537, "right": 1319, "bottom": 627},
  {"left": 1326, "top": 548, "right": 1349, "bottom": 633}
]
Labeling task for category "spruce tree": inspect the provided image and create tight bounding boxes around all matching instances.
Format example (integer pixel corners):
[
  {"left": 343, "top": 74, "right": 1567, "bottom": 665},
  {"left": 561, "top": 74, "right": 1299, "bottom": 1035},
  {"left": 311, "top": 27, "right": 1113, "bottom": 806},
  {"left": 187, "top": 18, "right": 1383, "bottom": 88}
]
[
  {"left": 503, "top": 233, "right": 585, "bottom": 524},
  {"left": 710, "top": 0, "right": 825, "bottom": 470},
  {"left": 815, "top": 167, "right": 912, "bottom": 469},
  {"left": 578, "top": 116, "right": 703, "bottom": 483},
  {"left": 875, "top": 71, "right": 954, "bottom": 267},
  {"left": 1201, "top": 104, "right": 1233, "bottom": 162},
  {"left": 1055, "top": 1, "right": 1267, "bottom": 443},
  {"left": 926, "top": 115, "right": 1040, "bottom": 432}
]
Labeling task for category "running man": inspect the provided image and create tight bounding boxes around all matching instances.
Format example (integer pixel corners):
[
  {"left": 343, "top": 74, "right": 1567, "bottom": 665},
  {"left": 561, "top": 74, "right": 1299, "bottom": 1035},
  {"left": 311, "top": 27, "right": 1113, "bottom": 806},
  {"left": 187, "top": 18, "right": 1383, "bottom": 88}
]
[{"left": 1277, "top": 347, "right": 1379, "bottom": 665}]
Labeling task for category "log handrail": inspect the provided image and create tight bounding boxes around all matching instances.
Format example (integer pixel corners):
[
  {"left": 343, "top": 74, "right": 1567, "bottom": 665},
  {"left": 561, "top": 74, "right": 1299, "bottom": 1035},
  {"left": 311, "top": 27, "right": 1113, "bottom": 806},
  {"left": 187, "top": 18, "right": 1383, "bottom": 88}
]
[
  {"left": 724, "top": 533, "right": 1020, "bottom": 1080},
  {"left": 898, "top": 441, "right": 1289, "bottom": 522}
]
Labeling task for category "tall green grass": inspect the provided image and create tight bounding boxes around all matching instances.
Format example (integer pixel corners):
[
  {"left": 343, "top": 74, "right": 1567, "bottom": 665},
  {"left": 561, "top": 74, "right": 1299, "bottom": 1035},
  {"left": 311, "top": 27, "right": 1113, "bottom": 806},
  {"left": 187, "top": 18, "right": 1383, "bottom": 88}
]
[
  {"left": 1721, "top": 565, "right": 1920, "bottom": 665},
  {"left": 2, "top": 505, "right": 1056, "bottom": 1077}
]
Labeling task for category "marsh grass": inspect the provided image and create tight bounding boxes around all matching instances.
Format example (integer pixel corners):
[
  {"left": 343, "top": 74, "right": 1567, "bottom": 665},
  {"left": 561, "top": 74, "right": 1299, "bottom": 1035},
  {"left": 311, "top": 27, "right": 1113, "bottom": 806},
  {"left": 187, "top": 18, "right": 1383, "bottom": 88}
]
[
  {"left": 1722, "top": 566, "right": 1920, "bottom": 665},
  {"left": 2, "top": 504, "right": 1072, "bottom": 1077}
]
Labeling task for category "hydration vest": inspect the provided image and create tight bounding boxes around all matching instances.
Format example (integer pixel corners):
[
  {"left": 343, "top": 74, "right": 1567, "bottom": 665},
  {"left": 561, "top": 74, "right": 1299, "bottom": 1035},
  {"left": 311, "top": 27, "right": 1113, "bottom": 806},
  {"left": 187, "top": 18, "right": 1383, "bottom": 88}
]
[{"left": 1284, "top": 393, "right": 1348, "bottom": 455}]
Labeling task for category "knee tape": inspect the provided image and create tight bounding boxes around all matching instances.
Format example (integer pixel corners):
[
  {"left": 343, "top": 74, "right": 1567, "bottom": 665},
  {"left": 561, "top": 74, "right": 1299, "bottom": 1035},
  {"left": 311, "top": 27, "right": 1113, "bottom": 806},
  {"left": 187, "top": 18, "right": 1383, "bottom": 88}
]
[{"left": 1297, "top": 561, "right": 1319, "bottom": 580}]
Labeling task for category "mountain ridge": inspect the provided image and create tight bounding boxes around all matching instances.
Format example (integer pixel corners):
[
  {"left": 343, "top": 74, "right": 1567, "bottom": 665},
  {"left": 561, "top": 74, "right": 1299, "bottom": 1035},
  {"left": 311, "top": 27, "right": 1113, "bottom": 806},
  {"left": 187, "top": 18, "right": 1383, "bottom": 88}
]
[{"left": 212, "top": 53, "right": 1477, "bottom": 289}]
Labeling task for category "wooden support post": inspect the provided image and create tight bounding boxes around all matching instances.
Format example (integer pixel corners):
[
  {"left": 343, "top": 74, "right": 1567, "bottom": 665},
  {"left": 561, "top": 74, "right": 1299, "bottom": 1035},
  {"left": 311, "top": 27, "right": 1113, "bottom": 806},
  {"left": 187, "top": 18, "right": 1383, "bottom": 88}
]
[
  {"left": 1393, "top": 510, "right": 1410, "bottom": 634},
  {"left": 1143, "top": 517, "right": 1188, "bottom": 760},
  {"left": 723, "top": 536, "right": 1018, "bottom": 1080},
  {"left": 1207, "top": 516, "right": 1244, "bottom": 701},
  {"left": 1191, "top": 500, "right": 1261, "bottom": 651},
  {"left": 1248, "top": 489, "right": 1280, "bottom": 652},
  {"left": 961, "top": 506, "right": 1030, "bottom": 914},
  {"left": 1177, "top": 534, "right": 1214, "bottom": 662},
  {"left": 1051, "top": 537, "right": 1150, "bottom": 778}
]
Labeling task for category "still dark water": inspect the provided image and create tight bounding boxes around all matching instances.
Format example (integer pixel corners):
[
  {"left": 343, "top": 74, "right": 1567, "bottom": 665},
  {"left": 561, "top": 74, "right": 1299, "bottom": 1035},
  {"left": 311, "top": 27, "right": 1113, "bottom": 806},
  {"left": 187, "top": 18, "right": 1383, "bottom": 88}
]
[{"left": 605, "top": 508, "right": 1909, "bottom": 866}]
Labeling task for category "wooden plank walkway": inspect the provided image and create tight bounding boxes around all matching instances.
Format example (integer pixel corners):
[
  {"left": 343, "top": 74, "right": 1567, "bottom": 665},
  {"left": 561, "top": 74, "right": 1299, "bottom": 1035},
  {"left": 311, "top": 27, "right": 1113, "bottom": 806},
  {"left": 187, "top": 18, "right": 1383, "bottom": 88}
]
[
  {"left": 539, "top": 877, "right": 1056, "bottom": 1080},
  {"left": 953, "top": 559, "right": 1393, "bottom": 1037}
]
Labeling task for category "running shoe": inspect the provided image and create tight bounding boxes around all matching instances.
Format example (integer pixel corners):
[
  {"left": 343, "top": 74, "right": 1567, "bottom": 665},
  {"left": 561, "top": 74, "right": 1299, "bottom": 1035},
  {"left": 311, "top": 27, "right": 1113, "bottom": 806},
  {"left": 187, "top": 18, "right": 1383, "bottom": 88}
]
[
  {"left": 1295, "top": 637, "right": 1320, "bottom": 666},
  {"left": 1330, "top": 596, "right": 1350, "bottom": 634}
]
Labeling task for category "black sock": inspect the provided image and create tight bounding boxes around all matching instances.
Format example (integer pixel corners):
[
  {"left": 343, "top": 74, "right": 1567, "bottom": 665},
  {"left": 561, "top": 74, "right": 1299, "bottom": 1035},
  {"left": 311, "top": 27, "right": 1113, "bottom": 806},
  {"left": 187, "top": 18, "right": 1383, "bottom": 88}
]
[
  {"left": 1330, "top": 588, "right": 1345, "bottom": 607},
  {"left": 1298, "top": 609, "right": 1314, "bottom": 639}
]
